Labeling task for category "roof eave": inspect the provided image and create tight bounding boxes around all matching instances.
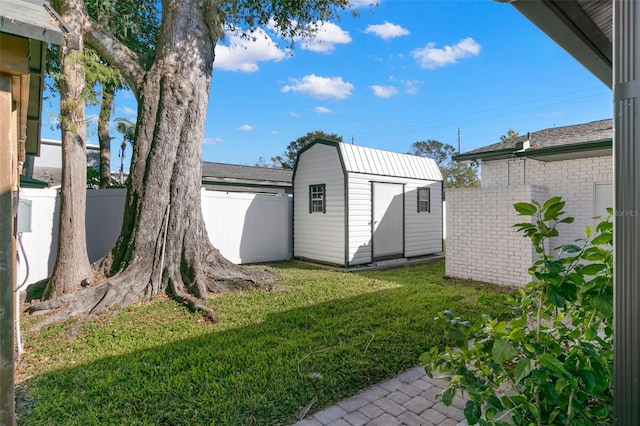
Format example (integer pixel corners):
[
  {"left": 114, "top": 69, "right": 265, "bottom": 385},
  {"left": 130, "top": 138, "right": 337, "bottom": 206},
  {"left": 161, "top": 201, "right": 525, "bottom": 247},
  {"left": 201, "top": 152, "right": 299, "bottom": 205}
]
[
  {"left": 453, "top": 148, "right": 516, "bottom": 162},
  {"left": 0, "top": 2, "right": 80, "bottom": 49},
  {"left": 514, "top": 139, "right": 613, "bottom": 161},
  {"left": 201, "top": 178, "right": 291, "bottom": 188}
]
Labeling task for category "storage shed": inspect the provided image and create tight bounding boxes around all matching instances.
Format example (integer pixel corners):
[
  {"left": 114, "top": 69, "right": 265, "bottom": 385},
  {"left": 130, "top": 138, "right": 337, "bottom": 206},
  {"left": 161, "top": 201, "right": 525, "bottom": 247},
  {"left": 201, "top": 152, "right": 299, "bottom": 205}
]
[{"left": 293, "top": 140, "right": 443, "bottom": 266}]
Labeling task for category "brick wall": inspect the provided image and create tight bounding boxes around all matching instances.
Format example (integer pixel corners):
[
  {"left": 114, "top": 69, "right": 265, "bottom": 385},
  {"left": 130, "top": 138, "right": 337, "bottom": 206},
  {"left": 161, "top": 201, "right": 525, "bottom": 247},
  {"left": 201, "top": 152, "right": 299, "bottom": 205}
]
[
  {"left": 446, "top": 185, "right": 548, "bottom": 287},
  {"left": 481, "top": 156, "right": 612, "bottom": 245},
  {"left": 447, "top": 155, "right": 612, "bottom": 287}
]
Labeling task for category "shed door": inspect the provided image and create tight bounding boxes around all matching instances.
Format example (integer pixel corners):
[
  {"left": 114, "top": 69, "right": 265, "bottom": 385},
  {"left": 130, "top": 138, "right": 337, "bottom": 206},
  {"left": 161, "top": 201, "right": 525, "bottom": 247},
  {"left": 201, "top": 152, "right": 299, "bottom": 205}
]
[{"left": 372, "top": 182, "right": 404, "bottom": 259}]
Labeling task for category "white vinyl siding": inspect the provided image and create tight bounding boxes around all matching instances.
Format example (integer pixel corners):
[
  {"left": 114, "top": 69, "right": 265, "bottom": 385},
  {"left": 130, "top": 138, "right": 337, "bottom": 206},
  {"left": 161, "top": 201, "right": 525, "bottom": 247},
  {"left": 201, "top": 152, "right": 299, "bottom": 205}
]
[
  {"left": 346, "top": 176, "right": 374, "bottom": 265},
  {"left": 293, "top": 143, "right": 346, "bottom": 265},
  {"left": 346, "top": 174, "right": 443, "bottom": 264},
  {"left": 405, "top": 182, "right": 443, "bottom": 257}
]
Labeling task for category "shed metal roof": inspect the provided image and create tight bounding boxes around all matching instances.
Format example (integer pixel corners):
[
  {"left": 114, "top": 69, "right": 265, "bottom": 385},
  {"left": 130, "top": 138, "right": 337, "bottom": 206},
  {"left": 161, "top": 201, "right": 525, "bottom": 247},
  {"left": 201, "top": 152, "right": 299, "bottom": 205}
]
[{"left": 336, "top": 142, "right": 443, "bottom": 181}]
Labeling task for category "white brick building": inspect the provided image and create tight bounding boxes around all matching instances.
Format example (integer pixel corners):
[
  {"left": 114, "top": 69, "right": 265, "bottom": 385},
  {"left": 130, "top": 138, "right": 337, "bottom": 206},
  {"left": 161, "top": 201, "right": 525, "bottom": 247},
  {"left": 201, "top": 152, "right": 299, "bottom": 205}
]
[{"left": 446, "top": 119, "right": 613, "bottom": 287}]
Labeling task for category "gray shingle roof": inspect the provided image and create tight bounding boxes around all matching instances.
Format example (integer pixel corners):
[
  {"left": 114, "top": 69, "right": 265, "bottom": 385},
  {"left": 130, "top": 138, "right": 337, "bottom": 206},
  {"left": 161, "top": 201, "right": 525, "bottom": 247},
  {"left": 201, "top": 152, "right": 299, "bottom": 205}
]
[
  {"left": 454, "top": 119, "right": 613, "bottom": 161},
  {"left": 201, "top": 162, "right": 292, "bottom": 186}
]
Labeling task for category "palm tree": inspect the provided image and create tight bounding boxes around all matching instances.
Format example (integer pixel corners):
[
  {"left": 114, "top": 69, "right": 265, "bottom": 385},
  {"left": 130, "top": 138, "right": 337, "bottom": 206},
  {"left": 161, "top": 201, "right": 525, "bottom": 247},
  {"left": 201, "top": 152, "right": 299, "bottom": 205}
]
[{"left": 114, "top": 118, "right": 135, "bottom": 184}]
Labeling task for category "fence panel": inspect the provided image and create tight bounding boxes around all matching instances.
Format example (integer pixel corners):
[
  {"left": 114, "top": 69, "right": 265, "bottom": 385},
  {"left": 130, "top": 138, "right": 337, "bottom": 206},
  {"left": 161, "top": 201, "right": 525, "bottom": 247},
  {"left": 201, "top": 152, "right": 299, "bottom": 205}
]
[
  {"left": 201, "top": 190, "right": 292, "bottom": 264},
  {"left": 17, "top": 189, "right": 292, "bottom": 286}
]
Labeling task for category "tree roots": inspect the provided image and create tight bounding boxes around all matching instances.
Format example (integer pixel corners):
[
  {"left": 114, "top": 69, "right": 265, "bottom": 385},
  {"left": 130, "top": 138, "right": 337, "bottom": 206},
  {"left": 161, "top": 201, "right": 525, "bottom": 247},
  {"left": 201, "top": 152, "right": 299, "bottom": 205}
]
[{"left": 25, "top": 254, "right": 277, "bottom": 330}]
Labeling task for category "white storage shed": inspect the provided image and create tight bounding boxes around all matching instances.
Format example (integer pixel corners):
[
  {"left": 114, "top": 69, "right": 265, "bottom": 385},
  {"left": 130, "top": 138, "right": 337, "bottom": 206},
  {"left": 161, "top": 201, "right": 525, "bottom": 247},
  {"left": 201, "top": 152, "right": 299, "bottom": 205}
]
[{"left": 293, "top": 140, "right": 443, "bottom": 266}]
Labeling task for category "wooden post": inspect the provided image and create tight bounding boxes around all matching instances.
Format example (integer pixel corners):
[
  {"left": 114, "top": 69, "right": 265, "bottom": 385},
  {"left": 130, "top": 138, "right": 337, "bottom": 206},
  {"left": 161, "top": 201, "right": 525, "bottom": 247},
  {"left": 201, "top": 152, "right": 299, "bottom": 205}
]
[{"left": 0, "top": 72, "right": 16, "bottom": 425}]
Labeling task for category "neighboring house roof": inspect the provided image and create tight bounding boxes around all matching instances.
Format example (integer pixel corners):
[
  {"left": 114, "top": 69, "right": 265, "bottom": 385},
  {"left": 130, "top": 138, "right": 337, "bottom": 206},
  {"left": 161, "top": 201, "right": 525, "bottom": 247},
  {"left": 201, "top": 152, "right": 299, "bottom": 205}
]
[
  {"left": 454, "top": 119, "right": 613, "bottom": 163},
  {"left": 30, "top": 139, "right": 100, "bottom": 186},
  {"left": 19, "top": 175, "right": 49, "bottom": 188},
  {"left": 201, "top": 162, "right": 293, "bottom": 193},
  {"left": 502, "top": 0, "right": 611, "bottom": 87},
  {"left": 295, "top": 140, "right": 443, "bottom": 181},
  {"left": 28, "top": 140, "right": 292, "bottom": 192}
]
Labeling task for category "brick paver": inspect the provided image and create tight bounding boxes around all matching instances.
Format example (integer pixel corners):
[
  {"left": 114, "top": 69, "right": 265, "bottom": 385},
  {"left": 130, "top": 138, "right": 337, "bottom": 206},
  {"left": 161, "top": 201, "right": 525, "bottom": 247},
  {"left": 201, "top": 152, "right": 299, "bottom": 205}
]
[{"left": 290, "top": 366, "right": 467, "bottom": 426}]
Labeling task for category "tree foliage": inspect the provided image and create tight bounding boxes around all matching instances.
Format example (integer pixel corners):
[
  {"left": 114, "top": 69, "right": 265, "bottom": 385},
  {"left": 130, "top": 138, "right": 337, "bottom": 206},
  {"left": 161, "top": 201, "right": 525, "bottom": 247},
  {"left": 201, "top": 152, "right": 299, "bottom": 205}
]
[
  {"left": 500, "top": 128, "right": 520, "bottom": 141},
  {"left": 46, "top": 0, "right": 158, "bottom": 187},
  {"left": 408, "top": 140, "right": 479, "bottom": 188},
  {"left": 421, "top": 197, "right": 613, "bottom": 425},
  {"left": 408, "top": 140, "right": 456, "bottom": 167},
  {"left": 271, "top": 130, "right": 343, "bottom": 168}
]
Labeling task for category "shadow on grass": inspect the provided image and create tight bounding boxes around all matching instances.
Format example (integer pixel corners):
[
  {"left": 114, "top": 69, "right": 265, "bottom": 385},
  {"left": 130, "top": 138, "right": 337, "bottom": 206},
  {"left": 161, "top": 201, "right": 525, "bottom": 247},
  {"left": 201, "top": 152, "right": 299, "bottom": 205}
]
[{"left": 18, "top": 269, "right": 509, "bottom": 426}]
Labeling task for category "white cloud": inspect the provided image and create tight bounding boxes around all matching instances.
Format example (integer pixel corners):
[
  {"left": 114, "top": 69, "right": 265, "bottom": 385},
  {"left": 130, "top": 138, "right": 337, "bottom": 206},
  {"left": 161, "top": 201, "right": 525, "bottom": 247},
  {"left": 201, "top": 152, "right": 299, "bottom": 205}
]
[
  {"left": 289, "top": 111, "right": 301, "bottom": 117},
  {"left": 349, "top": 0, "right": 378, "bottom": 8},
  {"left": 87, "top": 114, "right": 100, "bottom": 125},
  {"left": 300, "top": 21, "right": 351, "bottom": 53},
  {"left": 313, "top": 106, "right": 334, "bottom": 114},
  {"left": 370, "top": 85, "right": 398, "bottom": 98},
  {"left": 400, "top": 80, "right": 422, "bottom": 95},
  {"left": 119, "top": 106, "right": 136, "bottom": 116},
  {"left": 203, "top": 137, "right": 223, "bottom": 145},
  {"left": 49, "top": 117, "right": 60, "bottom": 127},
  {"left": 214, "top": 28, "right": 287, "bottom": 72},
  {"left": 402, "top": 80, "right": 421, "bottom": 95},
  {"left": 389, "top": 76, "right": 422, "bottom": 95},
  {"left": 271, "top": 130, "right": 279, "bottom": 135},
  {"left": 237, "top": 124, "right": 254, "bottom": 131},
  {"left": 282, "top": 74, "right": 354, "bottom": 100},
  {"left": 412, "top": 37, "right": 481, "bottom": 69},
  {"left": 364, "top": 21, "right": 409, "bottom": 40}
]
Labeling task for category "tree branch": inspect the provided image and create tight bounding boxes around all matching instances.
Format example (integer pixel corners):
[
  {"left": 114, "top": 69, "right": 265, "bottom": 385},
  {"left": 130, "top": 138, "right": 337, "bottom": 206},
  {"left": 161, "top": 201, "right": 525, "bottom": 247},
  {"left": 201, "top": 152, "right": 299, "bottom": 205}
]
[{"left": 84, "top": 17, "right": 146, "bottom": 96}]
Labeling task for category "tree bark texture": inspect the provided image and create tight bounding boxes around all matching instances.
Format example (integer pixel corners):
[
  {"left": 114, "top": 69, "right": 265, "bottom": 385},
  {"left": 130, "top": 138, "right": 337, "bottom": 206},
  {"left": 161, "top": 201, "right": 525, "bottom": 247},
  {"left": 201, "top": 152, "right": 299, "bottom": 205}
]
[
  {"left": 42, "top": 0, "right": 93, "bottom": 300},
  {"left": 97, "top": 82, "right": 114, "bottom": 188},
  {"left": 29, "top": 0, "right": 274, "bottom": 325}
]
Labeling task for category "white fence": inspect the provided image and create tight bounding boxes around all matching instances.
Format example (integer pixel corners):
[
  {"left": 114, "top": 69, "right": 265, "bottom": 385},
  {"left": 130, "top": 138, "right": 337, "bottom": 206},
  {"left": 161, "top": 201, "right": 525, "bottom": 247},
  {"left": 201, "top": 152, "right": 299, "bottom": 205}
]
[{"left": 17, "top": 188, "right": 293, "bottom": 287}]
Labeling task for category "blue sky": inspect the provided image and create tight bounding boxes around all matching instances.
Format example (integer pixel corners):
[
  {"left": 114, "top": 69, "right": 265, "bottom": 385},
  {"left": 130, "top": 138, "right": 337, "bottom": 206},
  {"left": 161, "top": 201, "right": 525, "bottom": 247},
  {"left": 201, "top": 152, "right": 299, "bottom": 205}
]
[{"left": 41, "top": 0, "right": 613, "bottom": 169}]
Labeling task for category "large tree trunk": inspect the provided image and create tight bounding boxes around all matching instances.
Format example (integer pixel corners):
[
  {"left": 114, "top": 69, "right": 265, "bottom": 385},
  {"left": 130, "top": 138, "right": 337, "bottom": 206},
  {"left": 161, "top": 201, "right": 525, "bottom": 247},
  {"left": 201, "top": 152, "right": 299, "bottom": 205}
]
[
  {"left": 41, "top": 0, "right": 93, "bottom": 300},
  {"left": 97, "top": 82, "right": 115, "bottom": 188},
  {"left": 29, "top": 0, "right": 274, "bottom": 324}
]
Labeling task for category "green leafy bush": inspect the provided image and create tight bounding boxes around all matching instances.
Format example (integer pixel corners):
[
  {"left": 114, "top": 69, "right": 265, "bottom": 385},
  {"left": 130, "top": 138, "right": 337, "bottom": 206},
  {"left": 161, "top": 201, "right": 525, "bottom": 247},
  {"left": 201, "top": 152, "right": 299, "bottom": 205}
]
[{"left": 421, "top": 197, "right": 613, "bottom": 425}]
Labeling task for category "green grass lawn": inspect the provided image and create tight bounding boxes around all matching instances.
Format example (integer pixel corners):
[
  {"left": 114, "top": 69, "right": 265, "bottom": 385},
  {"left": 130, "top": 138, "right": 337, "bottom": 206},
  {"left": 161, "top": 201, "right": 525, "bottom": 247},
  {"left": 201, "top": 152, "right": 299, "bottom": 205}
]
[{"left": 17, "top": 260, "right": 510, "bottom": 425}]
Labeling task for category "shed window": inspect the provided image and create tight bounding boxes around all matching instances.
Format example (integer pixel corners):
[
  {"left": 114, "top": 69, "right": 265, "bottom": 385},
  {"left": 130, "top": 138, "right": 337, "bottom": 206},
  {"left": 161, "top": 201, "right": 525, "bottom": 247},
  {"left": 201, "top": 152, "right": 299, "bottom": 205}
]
[
  {"left": 309, "top": 184, "right": 326, "bottom": 213},
  {"left": 417, "top": 187, "right": 430, "bottom": 213}
]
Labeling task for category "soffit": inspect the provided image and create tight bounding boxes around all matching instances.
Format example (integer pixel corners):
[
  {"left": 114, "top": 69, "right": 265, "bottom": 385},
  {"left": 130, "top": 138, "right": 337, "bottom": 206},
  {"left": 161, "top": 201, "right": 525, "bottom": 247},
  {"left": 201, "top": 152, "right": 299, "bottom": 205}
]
[{"left": 0, "top": 0, "right": 79, "bottom": 48}]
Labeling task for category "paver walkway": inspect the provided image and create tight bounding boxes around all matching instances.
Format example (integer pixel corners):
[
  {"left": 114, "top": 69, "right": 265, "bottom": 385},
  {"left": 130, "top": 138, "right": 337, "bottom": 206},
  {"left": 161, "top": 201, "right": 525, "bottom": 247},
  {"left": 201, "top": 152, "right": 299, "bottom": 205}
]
[{"left": 291, "top": 366, "right": 468, "bottom": 426}]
